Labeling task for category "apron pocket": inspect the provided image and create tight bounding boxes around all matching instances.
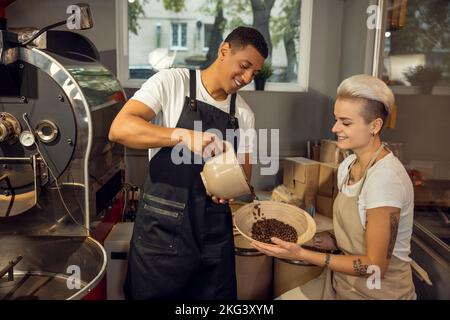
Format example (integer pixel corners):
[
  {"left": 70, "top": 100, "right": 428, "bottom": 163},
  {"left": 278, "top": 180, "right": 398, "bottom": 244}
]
[
  {"left": 136, "top": 194, "right": 186, "bottom": 254},
  {"left": 204, "top": 205, "right": 232, "bottom": 244}
]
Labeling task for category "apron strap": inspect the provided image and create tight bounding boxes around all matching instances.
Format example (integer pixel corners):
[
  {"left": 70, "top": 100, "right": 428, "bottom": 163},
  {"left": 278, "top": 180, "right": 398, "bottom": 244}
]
[
  {"left": 230, "top": 93, "right": 236, "bottom": 116},
  {"left": 229, "top": 93, "right": 238, "bottom": 128},
  {"left": 189, "top": 69, "right": 197, "bottom": 111},
  {"left": 341, "top": 143, "right": 385, "bottom": 195}
]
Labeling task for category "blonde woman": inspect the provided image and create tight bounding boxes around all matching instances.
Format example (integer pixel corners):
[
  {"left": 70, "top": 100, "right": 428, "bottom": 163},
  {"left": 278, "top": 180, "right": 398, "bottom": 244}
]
[{"left": 253, "top": 75, "right": 416, "bottom": 300}]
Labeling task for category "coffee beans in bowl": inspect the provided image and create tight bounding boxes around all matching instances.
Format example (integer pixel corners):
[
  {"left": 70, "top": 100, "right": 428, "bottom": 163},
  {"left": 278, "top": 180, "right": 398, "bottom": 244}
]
[
  {"left": 251, "top": 218, "right": 298, "bottom": 244},
  {"left": 233, "top": 201, "right": 316, "bottom": 245}
]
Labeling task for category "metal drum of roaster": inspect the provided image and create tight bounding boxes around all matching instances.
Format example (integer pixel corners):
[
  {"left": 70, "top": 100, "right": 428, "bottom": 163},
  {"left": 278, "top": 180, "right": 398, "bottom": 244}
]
[{"left": 0, "top": 2, "right": 125, "bottom": 299}]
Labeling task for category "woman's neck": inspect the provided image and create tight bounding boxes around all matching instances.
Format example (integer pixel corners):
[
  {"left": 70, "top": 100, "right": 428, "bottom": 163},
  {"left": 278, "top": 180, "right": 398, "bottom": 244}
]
[
  {"left": 353, "top": 138, "right": 383, "bottom": 170},
  {"left": 200, "top": 64, "right": 228, "bottom": 101}
]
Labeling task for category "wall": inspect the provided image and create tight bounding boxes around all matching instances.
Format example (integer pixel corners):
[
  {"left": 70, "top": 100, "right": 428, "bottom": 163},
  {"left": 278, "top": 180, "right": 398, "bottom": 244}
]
[
  {"left": 383, "top": 94, "right": 450, "bottom": 180},
  {"left": 339, "top": 0, "right": 374, "bottom": 80}
]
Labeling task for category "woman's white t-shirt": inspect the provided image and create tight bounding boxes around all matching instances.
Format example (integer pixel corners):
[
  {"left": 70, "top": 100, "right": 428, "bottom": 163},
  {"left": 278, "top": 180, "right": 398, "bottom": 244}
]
[
  {"left": 337, "top": 152, "right": 414, "bottom": 262},
  {"left": 131, "top": 68, "right": 255, "bottom": 160}
]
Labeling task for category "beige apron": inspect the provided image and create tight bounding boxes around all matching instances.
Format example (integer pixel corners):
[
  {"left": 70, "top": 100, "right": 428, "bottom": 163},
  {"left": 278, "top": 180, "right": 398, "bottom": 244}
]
[{"left": 281, "top": 145, "right": 416, "bottom": 300}]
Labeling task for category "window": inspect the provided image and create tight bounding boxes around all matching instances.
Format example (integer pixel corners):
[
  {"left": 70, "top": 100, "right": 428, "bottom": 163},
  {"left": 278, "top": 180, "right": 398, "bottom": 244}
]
[
  {"left": 116, "top": 0, "right": 313, "bottom": 91},
  {"left": 377, "top": 0, "right": 450, "bottom": 94},
  {"left": 203, "top": 23, "right": 214, "bottom": 51},
  {"left": 171, "top": 22, "right": 188, "bottom": 50}
]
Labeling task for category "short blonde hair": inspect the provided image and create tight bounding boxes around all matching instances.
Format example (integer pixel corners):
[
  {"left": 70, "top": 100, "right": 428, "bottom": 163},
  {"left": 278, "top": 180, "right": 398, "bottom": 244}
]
[{"left": 337, "top": 74, "right": 395, "bottom": 124}]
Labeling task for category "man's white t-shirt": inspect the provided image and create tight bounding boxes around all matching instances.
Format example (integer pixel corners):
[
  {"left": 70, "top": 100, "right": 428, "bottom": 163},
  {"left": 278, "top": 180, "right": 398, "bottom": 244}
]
[
  {"left": 131, "top": 68, "right": 255, "bottom": 160},
  {"left": 337, "top": 152, "right": 414, "bottom": 262}
]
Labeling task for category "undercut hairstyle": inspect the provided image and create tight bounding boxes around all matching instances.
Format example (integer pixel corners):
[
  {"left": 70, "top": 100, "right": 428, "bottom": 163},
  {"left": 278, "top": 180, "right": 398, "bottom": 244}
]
[
  {"left": 337, "top": 74, "right": 394, "bottom": 127},
  {"left": 224, "top": 26, "right": 269, "bottom": 59}
]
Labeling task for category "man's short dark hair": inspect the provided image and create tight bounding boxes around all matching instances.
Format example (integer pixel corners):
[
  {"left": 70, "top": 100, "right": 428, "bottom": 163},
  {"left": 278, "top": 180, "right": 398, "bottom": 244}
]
[{"left": 224, "top": 26, "right": 268, "bottom": 59}]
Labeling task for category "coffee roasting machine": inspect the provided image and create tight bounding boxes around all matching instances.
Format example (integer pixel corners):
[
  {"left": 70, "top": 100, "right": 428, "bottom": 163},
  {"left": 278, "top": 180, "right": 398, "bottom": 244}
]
[{"left": 0, "top": 1, "right": 126, "bottom": 299}]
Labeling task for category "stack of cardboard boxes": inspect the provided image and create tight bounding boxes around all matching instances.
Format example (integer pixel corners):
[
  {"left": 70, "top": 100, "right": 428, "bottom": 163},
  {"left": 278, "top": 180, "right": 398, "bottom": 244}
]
[
  {"left": 316, "top": 162, "right": 338, "bottom": 219},
  {"left": 281, "top": 139, "right": 344, "bottom": 220},
  {"left": 282, "top": 157, "right": 320, "bottom": 207}
]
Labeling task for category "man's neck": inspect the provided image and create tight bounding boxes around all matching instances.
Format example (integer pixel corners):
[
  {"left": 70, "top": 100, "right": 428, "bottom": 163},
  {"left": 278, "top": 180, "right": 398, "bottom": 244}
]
[{"left": 200, "top": 63, "right": 228, "bottom": 101}]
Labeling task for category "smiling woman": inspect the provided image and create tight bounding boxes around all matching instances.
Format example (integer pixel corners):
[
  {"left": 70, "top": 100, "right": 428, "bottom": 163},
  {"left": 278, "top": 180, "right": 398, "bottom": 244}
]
[{"left": 252, "top": 75, "right": 417, "bottom": 300}]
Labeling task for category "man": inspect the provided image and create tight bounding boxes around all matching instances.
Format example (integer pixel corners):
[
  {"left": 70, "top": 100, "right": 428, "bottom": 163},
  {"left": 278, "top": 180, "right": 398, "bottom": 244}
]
[{"left": 109, "top": 26, "right": 267, "bottom": 299}]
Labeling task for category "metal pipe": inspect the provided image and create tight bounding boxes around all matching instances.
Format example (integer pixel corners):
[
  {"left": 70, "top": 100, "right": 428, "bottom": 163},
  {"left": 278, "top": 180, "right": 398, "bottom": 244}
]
[
  {"left": 0, "top": 255, "right": 23, "bottom": 281},
  {"left": 0, "top": 156, "right": 33, "bottom": 165}
]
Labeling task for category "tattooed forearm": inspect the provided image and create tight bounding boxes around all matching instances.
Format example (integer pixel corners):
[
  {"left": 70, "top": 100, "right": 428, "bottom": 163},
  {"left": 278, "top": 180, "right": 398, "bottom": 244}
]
[
  {"left": 352, "top": 258, "right": 369, "bottom": 276},
  {"left": 387, "top": 212, "right": 399, "bottom": 259}
]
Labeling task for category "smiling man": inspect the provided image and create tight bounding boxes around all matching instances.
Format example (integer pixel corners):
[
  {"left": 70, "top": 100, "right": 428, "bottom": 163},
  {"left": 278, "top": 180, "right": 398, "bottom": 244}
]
[{"left": 109, "top": 26, "right": 267, "bottom": 299}]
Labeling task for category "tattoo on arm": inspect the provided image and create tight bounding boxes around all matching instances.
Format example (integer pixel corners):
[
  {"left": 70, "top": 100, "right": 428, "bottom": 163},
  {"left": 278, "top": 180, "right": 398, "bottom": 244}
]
[
  {"left": 387, "top": 212, "right": 399, "bottom": 259},
  {"left": 352, "top": 258, "right": 369, "bottom": 276}
]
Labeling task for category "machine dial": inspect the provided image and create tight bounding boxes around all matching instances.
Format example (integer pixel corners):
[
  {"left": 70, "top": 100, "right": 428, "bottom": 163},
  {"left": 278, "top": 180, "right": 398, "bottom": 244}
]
[{"left": 19, "top": 131, "right": 36, "bottom": 147}]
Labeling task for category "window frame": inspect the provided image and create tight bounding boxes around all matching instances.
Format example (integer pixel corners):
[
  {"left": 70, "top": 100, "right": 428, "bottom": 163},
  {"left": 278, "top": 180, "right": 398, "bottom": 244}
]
[
  {"left": 202, "top": 23, "right": 214, "bottom": 52},
  {"left": 170, "top": 22, "right": 188, "bottom": 51},
  {"left": 372, "top": 0, "right": 450, "bottom": 95},
  {"left": 116, "top": 0, "right": 313, "bottom": 91}
]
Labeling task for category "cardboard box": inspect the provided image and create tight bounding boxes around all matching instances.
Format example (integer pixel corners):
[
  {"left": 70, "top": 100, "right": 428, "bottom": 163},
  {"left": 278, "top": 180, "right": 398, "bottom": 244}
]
[
  {"left": 316, "top": 194, "right": 335, "bottom": 219},
  {"left": 283, "top": 157, "right": 320, "bottom": 190},
  {"left": 318, "top": 162, "right": 339, "bottom": 197},
  {"left": 293, "top": 180, "right": 317, "bottom": 203},
  {"left": 320, "top": 139, "right": 345, "bottom": 164},
  {"left": 283, "top": 159, "right": 295, "bottom": 189}
]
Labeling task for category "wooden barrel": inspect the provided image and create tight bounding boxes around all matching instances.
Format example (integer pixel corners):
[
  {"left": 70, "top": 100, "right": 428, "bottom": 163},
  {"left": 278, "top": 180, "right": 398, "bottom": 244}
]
[
  {"left": 234, "top": 233, "right": 273, "bottom": 300},
  {"left": 273, "top": 258, "right": 323, "bottom": 298}
]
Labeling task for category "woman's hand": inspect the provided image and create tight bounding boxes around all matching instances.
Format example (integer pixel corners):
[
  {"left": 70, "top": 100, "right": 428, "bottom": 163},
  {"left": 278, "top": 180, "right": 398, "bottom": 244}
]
[{"left": 252, "top": 237, "right": 303, "bottom": 261}]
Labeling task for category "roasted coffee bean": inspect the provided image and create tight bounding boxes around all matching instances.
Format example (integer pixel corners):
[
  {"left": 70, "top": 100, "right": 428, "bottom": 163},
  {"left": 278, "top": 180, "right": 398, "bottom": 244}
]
[{"left": 251, "top": 218, "right": 298, "bottom": 244}]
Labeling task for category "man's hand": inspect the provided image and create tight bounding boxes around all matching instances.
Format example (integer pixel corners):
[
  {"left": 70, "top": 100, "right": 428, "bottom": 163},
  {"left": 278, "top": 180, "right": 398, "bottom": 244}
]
[
  {"left": 176, "top": 129, "right": 224, "bottom": 158},
  {"left": 211, "top": 196, "right": 235, "bottom": 204}
]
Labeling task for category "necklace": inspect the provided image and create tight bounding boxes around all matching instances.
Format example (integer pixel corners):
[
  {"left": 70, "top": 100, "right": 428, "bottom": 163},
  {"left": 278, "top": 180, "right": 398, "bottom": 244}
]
[{"left": 350, "top": 145, "right": 385, "bottom": 183}]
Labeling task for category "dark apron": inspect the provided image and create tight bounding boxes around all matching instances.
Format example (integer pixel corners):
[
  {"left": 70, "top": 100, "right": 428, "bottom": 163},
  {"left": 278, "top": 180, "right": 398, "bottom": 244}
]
[{"left": 124, "top": 70, "right": 240, "bottom": 300}]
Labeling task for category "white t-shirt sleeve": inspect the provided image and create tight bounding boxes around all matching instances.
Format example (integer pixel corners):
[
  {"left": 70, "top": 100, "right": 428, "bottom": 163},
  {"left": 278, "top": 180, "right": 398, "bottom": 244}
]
[
  {"left": 130, "top": 70, "right": 173, "bottom": 115},
  {"left": 362, "top": 168, "right": 405, "bottom": 210},
  {"left": 235, "top": 95, "right": 255, "bottom": 154}
]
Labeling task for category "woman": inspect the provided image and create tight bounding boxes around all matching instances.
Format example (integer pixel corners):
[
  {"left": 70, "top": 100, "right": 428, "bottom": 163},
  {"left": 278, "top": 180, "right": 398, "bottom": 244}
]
[{"left": 253, "top": 74, "right": 416, "bottom": 300}]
